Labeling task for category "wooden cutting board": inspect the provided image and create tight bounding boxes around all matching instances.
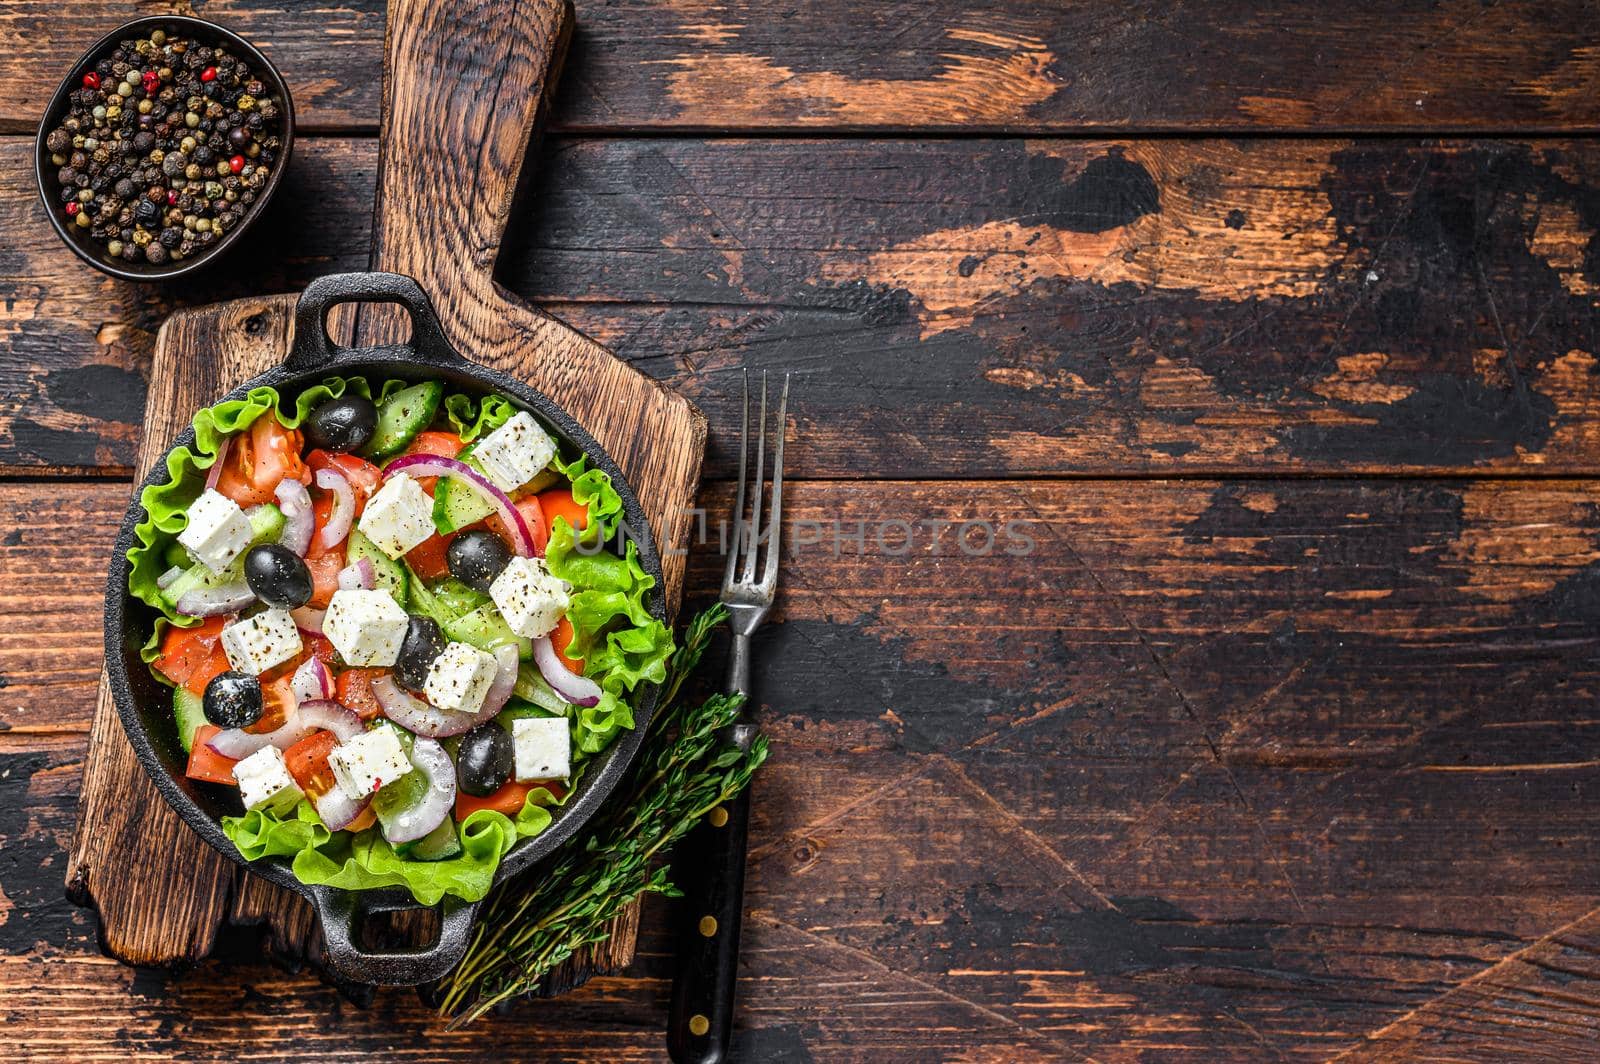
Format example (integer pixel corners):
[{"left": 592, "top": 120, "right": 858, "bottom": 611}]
[{"left": 65, "top": 0, "right": 705, "bottom": 995}]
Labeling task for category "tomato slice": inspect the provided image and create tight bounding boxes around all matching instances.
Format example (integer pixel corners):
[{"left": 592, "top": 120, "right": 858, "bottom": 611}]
[
  {"left": 183, "top": 644, "right": 233, "bottom": 698},
  {"left": 400, "top": 431, "right": 464, "bottom": 460},
  {"left": 305, "top": 551, "right": 346, "bottom": 609},
  {"left": 244, "top": 676, "right": 296, "bottom": 733},
  {"left": 550, "top": 616, "right": 583, "bottom": 675},
  {"left": 186, "top": 725, "right": 239, "bottom": 785},
  {"left": 455, "top": 780, "right": 533, "bottom": 820},
  {"left": 345, "top": 805, "right": 378, "bottom": 833},
  {"left": 536, "top": 488, "right": 587, "bottom": 537},
  {"left": 405, "top": 530, "right": 454, "bottom": 582},
  {"left": 214, "top": 416, "right": 308, "bottom": 507},
  {"left": 485, "top": 495, "right": 549, "bottom": 556},
  {"left": 335, "top": 667, "right": 388, "bottom": 721},
  {"left": 153, "top": 616, "right": 226, "bottom": 686},
  {"left": 307, "top": 450, "right": 383, "bottom": 513},
  {"left": 285, "top": 731, "right": 340, "bottom": 796}
]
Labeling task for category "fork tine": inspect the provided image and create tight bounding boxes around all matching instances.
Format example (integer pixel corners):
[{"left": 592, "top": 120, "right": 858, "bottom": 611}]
[
  {"left": 721, "top": 370, "right": 749, "bottom": 594},
  {"left": 739, "top": 372, "right": 768, "bottom": 585},
  {"left": 759, "top": 373, "right": 790, "bottom": 590}
]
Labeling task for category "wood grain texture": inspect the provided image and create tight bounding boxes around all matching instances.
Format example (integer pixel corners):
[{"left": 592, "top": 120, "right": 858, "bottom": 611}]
[
  {"left": 63, "top": 294, "right": 299, "bottom": 965},
  {"left": 7, "top": 1, "right": 1600, "bottom": 134},
  {"left": 14, "top": 135, "right": 1600, "bottom": 479},
  {"left": 12, "top": 475, "right": 1600, "bottom": 1056}
]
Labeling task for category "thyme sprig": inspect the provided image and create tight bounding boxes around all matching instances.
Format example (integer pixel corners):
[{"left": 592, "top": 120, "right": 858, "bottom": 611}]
[{"left": 438, "top": 604, "right": 767, "bottom": 1025}]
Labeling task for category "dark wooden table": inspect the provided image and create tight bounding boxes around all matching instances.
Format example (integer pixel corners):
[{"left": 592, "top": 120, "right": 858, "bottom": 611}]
[{"left": 6, "top": 2, "right": 1600, "bottom": 1059}]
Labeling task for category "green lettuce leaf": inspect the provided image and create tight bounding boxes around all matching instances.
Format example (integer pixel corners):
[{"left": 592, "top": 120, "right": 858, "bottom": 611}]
[
  {"left": 221, "top": 785, "right": 558, "bottom": 905},
  {"left": 545, "top": 517, "right": 672, "bottom": 691},
  {"left": 443, "top": 392, "right": 516, "bottom": 443},
  {"left": 550, "top": 452, "right": 624, "bottom": 538}
]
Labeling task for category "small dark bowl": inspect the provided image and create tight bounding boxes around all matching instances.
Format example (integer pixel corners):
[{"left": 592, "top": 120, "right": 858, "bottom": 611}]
[
  {"left": 104, "top": 274, "right": 665, "bottom": 984},
  {"left": 35, "top": 15, "right": 295, "bottom": 282}
]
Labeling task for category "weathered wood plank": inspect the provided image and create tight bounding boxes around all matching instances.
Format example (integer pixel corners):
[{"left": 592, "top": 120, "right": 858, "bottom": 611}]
[
  {"left": 1333, "top": 905, "right": 1600, "bottom": 1061},
  {"left": 7, "top": 2, "right": 1600, "bottom": 134},
  {"left": 8, "top": 476, "right": 1600, "bottom": 1055},
  {"left": 12, "top": 136, "right": 1600, "bottom": 478}
]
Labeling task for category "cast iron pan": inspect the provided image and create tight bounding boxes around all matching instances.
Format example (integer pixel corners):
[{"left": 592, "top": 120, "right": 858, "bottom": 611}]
[{"left": 103, "top": 271, "right": 664, "bottom": 985}]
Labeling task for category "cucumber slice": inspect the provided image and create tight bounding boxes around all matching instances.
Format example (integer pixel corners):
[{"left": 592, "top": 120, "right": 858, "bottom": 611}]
[
  {"left": 159, "top": 554, "right": 246, "bottom": 608},
  {"left": 512, "top": 663, "right": 572, "bottom": 713},
  {"left": 432, "top": 472, "right": 495, "bottom": 535},
  {"left": 345, "top": 529, "right": 409, "bottom": 600},
  {"left": 247, "top": 501, "right": 285, "bottom": 544},
  {"left": 397, "top": 818, "right": 463, "bottom": 861},
  {"left": 174, "top": 686, "right": 208, "bottom": 753},
  {"left": 404, "top": 565, "right": 450, "bottom": 627},
  {"left": 432, "top": 577, "right": 488, "bottom": 619},
  {"left": 362, "top": 380, "right": 443, "bottom": 460},
  {"left": 444, "top": 603, "right": 531, "bottom": 660}
]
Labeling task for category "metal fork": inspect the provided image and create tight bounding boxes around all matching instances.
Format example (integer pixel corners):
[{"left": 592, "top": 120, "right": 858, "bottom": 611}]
[{"left": 669, "top": 370, "right": 789, "bottom": 1064}]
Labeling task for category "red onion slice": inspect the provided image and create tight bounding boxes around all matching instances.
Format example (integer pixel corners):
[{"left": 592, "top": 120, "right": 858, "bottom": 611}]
[
  {"left": 290, "top": 605, "right": 325, "bottom": 636},
  {"left": 337, "top": 557, "right": 375, "bottom": 591},
  {"left": 382, "top": 455, "right": 535, "bottom": 556},
  {"left": 315, "top": 467, "right": 355, "bottom": 549},
  {"left": 311, "top": 787, "right": 369, "bottom": 832},
  {"left": 176, "top": 581, "right": 256, "bottom": 619},
  {"left": 206, "top": 706, "right": 313, "bottom": 759},
  {"left": 373, "top": 675, "right": 479, "bottom": 738},
  {"left": 290, "top": 656, "right": 335, "bottom": 704},
  {"left": 204, "top": 433, "right": 232, "bottom": 492},
  {"left": 275, "top": 478, "right": 314, "bottom": 557},
  {"left": 533, "top": 634, "right": 602, "bottom": 707},
  {"left": 157, "top": 565, "right": 186, "bottom": 590},
  {"left": 376, "top": 737, "right": 456, "bottom": 844},
  {"left": 295, "top": 699, "right": 364, "bottom": 742},
  {"left": 479, "top": 644, "right": 519, "bottom": 721}
]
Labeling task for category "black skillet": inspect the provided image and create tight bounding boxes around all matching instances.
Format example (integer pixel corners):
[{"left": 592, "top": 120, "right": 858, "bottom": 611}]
[{"left": 103, "top": 271, "right": 664, "bottom": 985}]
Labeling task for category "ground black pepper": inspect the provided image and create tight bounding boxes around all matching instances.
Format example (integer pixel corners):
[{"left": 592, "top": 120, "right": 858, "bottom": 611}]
[{"left": 41, "top": 27, "right": 284, "bottom": 267}]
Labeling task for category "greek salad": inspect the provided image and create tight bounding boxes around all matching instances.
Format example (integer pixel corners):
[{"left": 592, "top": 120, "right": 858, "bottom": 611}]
[{"left": 128, "top": 377, "right": 671, "bottom": 904}]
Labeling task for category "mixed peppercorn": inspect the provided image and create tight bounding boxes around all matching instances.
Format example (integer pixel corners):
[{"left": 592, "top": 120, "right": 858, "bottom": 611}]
[{"left": 41, "top": 28, "right": 284, "bottom": 267}]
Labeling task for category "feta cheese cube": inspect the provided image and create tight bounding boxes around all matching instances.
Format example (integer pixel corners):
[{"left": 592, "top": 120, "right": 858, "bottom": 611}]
[
  {"left": 356, "top": 473, "right": 435, "bottom": 559},
  {"left": 220, "top": 608, "right": 302, "bottom": 675},
  {"left": 329, "top": 725, "right": 413, "bottom": 800},
  {"left": 472, "top": 411, "right": 557, "bottom": 493},
  {"left": 178, "top": 488, "right": 255, "bottom": 573},
  {"left": 424, "top": 641, "right": 498, "bottom": 715},
  {"left": 490, "top": 556, "right": 572, "bottom": 638},
  {"left": 323, "top": 588, "right": 409, "bottom": 667},
  {"left": 512, "top": 716, "right": 571, "bottom": 781},
  {"left": 234, "top": 745, "right": 303, "bottom": 812}
]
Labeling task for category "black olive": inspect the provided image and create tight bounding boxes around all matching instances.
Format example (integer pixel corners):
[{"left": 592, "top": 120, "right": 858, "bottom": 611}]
[
  {"left": 456, "top": 721, "right": 513, "bottom": 797},
  {"left": 243, "top": 543, "right": 313, "bottom": 609},
  {"left": 447, "top": 530, "right": 512, "bottom": 593},
  {"left": 304, "top": 395, "right": 378, "bottom": 453},
  {"left": 395, "top": 615, "right": 447, "bottom": 691},
  {"left": 204, "top": 671, "right": 263, "bottom": 728}
]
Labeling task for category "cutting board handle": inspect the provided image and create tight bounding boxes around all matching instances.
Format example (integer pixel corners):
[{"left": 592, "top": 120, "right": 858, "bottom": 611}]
[{"left": 363, "top": 0, "right": 574, "bottom": 340}]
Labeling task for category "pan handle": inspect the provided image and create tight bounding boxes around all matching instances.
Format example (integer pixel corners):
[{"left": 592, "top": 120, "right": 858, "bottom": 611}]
[
  {"left": 287, "top": 271, "right": 462, "bottom": 373},
  {"left": 311, "top": 885, "right": 480, "bottom": 986}
]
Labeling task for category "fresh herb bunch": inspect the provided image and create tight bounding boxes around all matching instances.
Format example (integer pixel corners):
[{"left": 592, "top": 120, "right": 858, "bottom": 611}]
[{"left": 437, "top": 603, "right": 767, "bottom": 1025}]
